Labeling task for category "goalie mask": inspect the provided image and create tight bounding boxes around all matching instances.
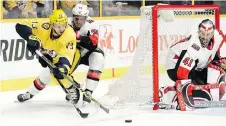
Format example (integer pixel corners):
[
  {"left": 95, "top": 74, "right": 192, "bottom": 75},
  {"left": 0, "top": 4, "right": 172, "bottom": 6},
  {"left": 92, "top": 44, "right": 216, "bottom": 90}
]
[
  {"left": 72, "top": 4, "right": 89, "bottom": 30},
  {"left": 198, "top": 19, "right": 215, "bottom": 48}
]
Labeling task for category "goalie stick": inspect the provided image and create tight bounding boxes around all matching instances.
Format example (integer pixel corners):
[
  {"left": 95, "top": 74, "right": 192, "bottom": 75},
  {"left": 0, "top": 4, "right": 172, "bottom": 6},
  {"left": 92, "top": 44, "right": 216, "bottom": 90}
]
[
  {"left": 194, "top": 100, "right": 226, "bottom": 108},
  {"left": 152, "top": 100, "right": 226, "bottom": 109},
  {"left": 35, "top": 50, "right": 110, "bottom": 114}
]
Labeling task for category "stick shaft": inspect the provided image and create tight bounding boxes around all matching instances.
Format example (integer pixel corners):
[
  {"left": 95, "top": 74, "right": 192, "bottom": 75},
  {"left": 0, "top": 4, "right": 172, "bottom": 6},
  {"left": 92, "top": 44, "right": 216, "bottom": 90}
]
[{"left": 36, "top": 50, "right": 109, "bottom": 114}]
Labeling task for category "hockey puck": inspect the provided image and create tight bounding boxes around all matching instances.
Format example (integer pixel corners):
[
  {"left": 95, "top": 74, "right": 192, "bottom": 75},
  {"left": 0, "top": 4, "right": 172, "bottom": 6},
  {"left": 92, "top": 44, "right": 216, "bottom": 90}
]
[{"left": 125, "top": 120, "right": 132, "bottom": 123}]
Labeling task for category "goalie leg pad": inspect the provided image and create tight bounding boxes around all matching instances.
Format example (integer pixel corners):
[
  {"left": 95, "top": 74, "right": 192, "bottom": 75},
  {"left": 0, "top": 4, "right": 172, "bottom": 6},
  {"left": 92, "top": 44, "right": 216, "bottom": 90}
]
[{"left": 175, "top": 80, "right": 195, "bottom": 111}]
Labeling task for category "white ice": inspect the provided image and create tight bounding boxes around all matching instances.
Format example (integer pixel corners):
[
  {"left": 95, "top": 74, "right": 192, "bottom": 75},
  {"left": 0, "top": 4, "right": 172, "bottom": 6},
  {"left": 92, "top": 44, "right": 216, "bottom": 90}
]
[{"left": 1, "top": 80, "right": 226, "bottom": 126}]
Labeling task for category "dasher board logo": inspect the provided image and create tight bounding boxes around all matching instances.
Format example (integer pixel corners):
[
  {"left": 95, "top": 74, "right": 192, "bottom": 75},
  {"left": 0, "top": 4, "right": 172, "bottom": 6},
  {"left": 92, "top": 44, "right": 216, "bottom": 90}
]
[
  {"left": 99, "top": 24, "right": 114, "bottom": 54},
  {"left": 1, "top": 39, "right": 38, "bottom": 62},
  {"left": 173, "top": 9, "right": 215, "bottom": 16}
]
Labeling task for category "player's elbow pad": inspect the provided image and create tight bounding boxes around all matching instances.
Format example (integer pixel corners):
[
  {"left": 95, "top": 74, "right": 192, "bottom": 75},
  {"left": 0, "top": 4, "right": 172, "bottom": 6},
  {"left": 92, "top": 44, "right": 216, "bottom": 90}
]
[
  {"left": 79, "top": 36, "right": 97, "bottom": 50},
  {"left": 15, "top": 23, "right": 32, "bottom": 41}
]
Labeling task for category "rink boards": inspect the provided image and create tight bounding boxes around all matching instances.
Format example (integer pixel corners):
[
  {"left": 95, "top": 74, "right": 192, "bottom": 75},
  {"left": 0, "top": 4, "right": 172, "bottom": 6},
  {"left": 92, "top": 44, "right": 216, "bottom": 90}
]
[{"left": 1, "top": 18, "right": 226, "bottom": 92}]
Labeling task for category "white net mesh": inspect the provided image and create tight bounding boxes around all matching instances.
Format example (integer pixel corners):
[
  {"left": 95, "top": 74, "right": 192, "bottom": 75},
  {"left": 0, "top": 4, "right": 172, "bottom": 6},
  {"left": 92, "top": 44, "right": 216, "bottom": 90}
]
[{"left": 100, "top": 5, "right": 219, "bottom": 108}]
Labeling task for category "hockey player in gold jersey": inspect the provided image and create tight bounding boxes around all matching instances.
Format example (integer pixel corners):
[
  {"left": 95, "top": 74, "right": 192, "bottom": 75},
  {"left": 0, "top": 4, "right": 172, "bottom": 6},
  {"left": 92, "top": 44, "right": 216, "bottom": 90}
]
[{"left": 16, "top": 9, "right": 81, "bottom": 103}]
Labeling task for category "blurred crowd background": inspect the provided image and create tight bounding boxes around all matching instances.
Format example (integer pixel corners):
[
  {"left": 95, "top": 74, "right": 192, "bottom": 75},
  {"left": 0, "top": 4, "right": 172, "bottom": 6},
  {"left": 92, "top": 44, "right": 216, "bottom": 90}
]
[{"left": 2, "top": 0, "right": 226, "bottom": 19}]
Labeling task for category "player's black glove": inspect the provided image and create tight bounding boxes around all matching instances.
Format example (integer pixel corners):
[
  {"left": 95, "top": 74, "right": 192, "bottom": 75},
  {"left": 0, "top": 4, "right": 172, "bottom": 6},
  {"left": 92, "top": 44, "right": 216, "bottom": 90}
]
[
  {"left": 77, "top": 31, "right": 98, "bottom": 51},
  {"left": 27, "top": 35, "right": 41, "bottom": 55},
  {"left": 38, "top": 50, "right": 58, "bottom": 68},
  {"left": 38, "top": 54, "right": 53, "bottom": 68},
  {"left": 52, "top": 63, "right": 69, "bottom": 79}
]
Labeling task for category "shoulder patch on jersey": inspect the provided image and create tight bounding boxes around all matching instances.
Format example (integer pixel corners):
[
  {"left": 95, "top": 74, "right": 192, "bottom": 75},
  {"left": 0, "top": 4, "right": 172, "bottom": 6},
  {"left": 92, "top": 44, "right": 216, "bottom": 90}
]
[
  {"left": 41, "top": 23, "right": 51, "bottom": 30},
  {"left": 66, "top": 41, "right": 75, "bottom": 50},
  {"left": 191, "top": 43, "right": 200, "bottom": 51}
]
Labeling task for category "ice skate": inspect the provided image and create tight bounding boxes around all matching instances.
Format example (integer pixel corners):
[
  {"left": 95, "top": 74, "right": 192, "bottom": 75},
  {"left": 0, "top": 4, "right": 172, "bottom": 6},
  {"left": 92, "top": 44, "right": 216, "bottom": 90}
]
[
  {"left": 66, "top": 85, "right": 80, "bottom": 104},
  {"left": 17, "top": 92, "right": 33, "bottom": 102}
]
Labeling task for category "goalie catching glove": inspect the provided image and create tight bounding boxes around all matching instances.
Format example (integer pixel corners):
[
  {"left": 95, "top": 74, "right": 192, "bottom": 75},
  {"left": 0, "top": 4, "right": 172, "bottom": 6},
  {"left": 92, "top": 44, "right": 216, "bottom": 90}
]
[
  {"left": 211, "top": 58, "right": 226, "bottom": 72},
  {"left": 220, "top": 58, "right": 226, "bottom": 70}
]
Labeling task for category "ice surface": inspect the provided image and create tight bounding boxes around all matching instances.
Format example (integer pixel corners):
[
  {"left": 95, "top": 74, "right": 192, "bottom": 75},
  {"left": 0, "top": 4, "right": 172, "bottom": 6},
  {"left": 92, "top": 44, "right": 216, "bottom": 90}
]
[{"left": 1, "top": 80, "right": 226, "bottom": 126}]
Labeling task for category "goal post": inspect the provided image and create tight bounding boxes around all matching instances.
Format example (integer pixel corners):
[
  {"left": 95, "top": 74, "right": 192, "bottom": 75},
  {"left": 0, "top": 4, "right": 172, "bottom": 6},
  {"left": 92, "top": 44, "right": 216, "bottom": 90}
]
[
  {"left": 100, "top": 5, "right": 220, "bottom": 110},
  {"left": 152, "top": 5, "right": 220, "bottom": 109}
]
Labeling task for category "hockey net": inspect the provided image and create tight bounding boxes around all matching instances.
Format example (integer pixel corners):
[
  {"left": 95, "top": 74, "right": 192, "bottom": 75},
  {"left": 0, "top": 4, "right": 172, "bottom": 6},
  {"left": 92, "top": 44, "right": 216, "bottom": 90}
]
[{"left": 100, "top": 5, "right": 220, "bottom": 109}]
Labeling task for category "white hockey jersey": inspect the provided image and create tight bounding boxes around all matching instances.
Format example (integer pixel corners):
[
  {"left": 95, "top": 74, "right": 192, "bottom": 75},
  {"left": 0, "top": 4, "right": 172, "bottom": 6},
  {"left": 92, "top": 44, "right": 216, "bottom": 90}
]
[
  {"left": 166, "top": 30, "right": 222, "bottom": 79},
  {"left": 72, "top": 18, "right": 100, "bottom": 57}
]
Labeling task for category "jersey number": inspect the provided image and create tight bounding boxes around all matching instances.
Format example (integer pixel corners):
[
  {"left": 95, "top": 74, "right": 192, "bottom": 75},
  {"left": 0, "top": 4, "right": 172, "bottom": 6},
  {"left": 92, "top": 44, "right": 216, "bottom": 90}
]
[
  {"left": 31, "top": 22, "right": 38, "bottom": 29},
  {"left": 182, "top": 57, "right": 193, "bottom": 67}
]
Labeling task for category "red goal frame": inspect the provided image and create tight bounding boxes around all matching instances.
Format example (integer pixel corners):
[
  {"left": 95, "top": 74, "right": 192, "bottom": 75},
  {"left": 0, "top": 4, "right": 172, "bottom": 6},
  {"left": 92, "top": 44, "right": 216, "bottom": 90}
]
[{"left": 151, "top": 5, "right": 220, "bottom": 110}]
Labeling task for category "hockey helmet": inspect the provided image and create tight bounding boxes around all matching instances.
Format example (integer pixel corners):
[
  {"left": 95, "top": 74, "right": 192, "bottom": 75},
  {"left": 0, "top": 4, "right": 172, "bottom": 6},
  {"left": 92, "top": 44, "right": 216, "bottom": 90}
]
[
  {"left": 72, "top": 3, "right": 89, "bottom": 17},
  {"left": 49, "top": 9, "right": 68, "bottom": 24},
  {"left": 198, "top": 19, "right": 215, "bottom": 48}
]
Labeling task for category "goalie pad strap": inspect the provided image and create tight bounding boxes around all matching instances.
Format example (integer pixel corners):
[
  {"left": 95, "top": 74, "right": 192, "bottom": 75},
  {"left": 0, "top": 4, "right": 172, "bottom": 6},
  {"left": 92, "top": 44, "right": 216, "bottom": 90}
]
[{"left": 192, "top": 83, "right": 221, "bottom": 90}]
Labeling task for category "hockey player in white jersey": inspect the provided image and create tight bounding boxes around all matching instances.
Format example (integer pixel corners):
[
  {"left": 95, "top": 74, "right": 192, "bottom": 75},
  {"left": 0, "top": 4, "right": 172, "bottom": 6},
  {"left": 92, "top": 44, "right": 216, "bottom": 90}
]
[
  {"left": 66, "top": 4, "right": 105, "bottom": 107},
  {"left": 164, "top": 19, "right": 226, "bottom": 110}
]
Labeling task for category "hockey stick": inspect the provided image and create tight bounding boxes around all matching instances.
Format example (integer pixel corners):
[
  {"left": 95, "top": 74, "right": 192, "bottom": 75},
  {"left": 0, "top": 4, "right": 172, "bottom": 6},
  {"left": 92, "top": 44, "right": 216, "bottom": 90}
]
[
  {"left": 35, "top": 50, "right": 88, "bottom": 118},
  {"left": 56, "top": 79, "right": 89, "bottom": 118},
  {"left": 35, "top": 50, "right": 110, "bottom": 114},
  {"left": 194, "top": 100, "right": 226, "bottom": 108}
]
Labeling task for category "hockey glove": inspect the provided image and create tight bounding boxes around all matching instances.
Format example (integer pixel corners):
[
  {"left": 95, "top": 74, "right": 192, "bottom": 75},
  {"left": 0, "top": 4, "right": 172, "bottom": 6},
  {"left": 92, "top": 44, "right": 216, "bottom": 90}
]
[
  {"left": 27, "top": 35, "right": 41, "bottom": 55},
  {"left": 39, "top": 54, "right": 53, "bottom": 68},
  {"left": 52, "top": 63, "right": 69, "bottom": 79},
  {"left": 221, "top": 58, "right": 226, "bottom": 71},
  {"left": 39, "top": 50, "right": 59, "bottom": 68}
]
